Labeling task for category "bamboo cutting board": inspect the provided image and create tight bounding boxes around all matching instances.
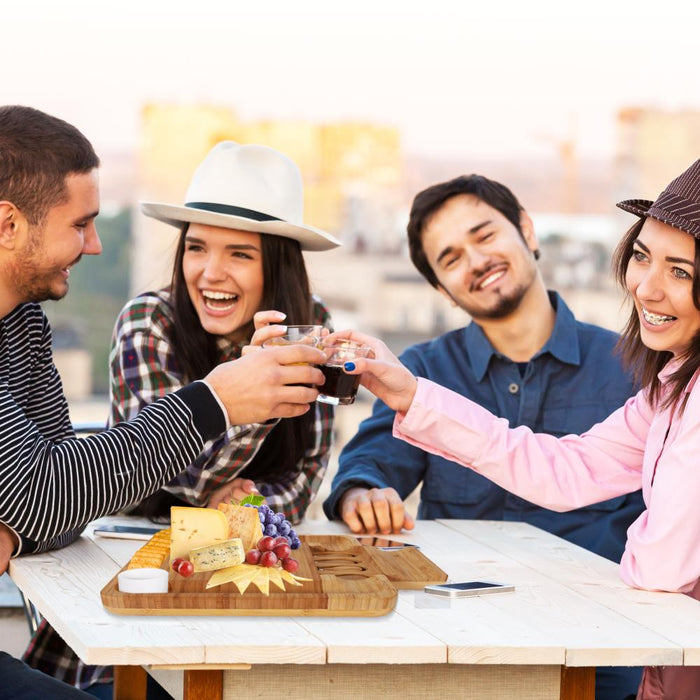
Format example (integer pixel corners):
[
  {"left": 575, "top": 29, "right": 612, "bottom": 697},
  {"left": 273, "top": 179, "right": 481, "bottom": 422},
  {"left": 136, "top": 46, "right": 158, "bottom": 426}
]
[{"left": 101, "top": 534, "right": 447, "bottom": 617}]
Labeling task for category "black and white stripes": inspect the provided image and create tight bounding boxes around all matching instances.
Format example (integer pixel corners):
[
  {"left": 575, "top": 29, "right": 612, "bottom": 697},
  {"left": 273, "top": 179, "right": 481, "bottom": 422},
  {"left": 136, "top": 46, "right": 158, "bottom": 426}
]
[{"left": 0, "top": 303, "right": 226, "bottom": 550}]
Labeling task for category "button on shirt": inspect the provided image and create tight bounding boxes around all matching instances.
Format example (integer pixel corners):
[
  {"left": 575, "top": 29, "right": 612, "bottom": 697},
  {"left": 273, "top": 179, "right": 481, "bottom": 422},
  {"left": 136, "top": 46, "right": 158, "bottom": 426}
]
[{"left": 324, "top": 292, "right": 645, "bottom": 564}]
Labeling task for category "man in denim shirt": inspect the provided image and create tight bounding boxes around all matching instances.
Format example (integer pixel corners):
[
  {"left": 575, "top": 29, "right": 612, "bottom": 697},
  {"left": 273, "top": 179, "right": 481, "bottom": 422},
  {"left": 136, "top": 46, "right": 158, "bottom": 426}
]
[{"left": 323, "top": 174, "right": 644, "bottom": 700}]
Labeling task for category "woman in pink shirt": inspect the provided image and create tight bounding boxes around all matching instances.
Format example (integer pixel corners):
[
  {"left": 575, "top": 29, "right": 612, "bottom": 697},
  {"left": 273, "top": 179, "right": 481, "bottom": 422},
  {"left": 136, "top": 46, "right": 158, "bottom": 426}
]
[{"left": 333, "top": 159, "right": 700, "bottom": 700}]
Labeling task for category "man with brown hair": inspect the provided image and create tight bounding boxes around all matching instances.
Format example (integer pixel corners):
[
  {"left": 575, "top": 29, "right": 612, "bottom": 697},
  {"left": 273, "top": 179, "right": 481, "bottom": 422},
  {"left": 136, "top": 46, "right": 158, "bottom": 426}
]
[
  {"left": 325, "top": 174, "right": 644, "bottom": 700},
  {"left": 0, "top": 105, "right": 326, "bottom": 698}
]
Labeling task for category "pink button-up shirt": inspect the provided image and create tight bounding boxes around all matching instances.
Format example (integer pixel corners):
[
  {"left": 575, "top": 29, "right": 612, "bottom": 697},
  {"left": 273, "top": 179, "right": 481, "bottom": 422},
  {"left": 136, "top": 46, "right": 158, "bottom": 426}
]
[{"left": 394, "top": 365, "right": 700, "bottom": 594}]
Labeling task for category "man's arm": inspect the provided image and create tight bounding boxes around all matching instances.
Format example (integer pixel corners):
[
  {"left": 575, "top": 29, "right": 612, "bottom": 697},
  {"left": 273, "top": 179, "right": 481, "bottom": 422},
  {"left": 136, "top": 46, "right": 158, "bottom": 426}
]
[{"left": 323, "top": 348, "right": 429, "bottom": 534}]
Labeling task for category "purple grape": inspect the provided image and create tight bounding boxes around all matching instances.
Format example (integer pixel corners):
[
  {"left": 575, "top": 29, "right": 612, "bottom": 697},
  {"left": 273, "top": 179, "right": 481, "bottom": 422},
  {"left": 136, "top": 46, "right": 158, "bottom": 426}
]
[
  {"left": 278, "top": 521, "right": 291, "bottom": 536},
  {"left": 264, "top": 523, "right": 278, "bottom": 537}
]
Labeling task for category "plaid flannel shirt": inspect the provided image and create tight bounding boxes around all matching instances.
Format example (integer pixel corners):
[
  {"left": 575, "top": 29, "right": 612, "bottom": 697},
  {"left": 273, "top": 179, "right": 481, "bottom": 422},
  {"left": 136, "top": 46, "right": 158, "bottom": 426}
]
[
  {"left": 109, "top": 289, "right": 334, "bottom": 523},
  {"left": 23, "top": 290, "right": 334, "bottom": 691}
]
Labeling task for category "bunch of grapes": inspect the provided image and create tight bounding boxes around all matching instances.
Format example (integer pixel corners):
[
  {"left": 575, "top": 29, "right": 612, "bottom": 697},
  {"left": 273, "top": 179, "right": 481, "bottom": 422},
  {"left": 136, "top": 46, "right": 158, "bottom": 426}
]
[{"left": 243, "top": 503, "right": 301, "bottom": 549}]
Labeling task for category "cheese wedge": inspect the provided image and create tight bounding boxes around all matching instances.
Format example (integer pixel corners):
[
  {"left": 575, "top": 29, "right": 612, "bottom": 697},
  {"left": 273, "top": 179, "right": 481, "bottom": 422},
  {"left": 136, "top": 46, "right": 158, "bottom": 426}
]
[
  {"left": 206, "top": 563, "right": 257, "bottom": 590},
  {"left": 267, "top": 567, "right": 286, "bottom": 591},
  {"left": 170, "top": 507, "right": 230, "bottom": 562},
  {"left": 217, "top": 503, "right": 264, "bottom": 551},
  {"left": 250, "top": 567, "right": 269, "bottom": 596},
  {"left": 189, "top": 538, "right": 245, "bottom": 572}
]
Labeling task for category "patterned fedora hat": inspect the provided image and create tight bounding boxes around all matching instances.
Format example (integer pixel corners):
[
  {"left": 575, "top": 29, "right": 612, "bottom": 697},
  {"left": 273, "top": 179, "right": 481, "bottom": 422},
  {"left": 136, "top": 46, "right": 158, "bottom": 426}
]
[{"left": 617, "top": 158, "right": 700, "bottom": 238}]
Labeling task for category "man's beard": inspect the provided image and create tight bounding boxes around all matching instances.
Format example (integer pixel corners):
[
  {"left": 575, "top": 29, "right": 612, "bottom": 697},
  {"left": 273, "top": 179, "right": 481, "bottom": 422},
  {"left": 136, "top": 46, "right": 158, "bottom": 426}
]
[
  {"left": 9, "top": 233, "right": 73, "bottom": 303},
  {"left": 446, "top": 281, "right": 530, "bottom": 321}
]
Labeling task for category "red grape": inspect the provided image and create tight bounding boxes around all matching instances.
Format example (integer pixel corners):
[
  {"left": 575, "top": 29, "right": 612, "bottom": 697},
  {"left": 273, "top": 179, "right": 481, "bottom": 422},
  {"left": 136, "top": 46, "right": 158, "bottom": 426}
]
[
  {"left": 257, "top": 536, "right": 276, "bottom": 552},
  {"left": 273, "top": 543, "right": 291, "bottom": 560},
  {"left": 273, "top": 536, "right": 288, "bottom": 546},
  {"left": 176, "top": 560, "right": 194, "bottom": 577},
  {"left": 245, "top": 549, "right": 261, "bottom": 565},
  {"left": 259, "top": 551, "right": 278, "bottom": 567},
  {"left": 282, "top": 557, "right": 299, "bottom": 573},
  {"left": 171, "top": 558, "right": 184, "bottom": 572}
]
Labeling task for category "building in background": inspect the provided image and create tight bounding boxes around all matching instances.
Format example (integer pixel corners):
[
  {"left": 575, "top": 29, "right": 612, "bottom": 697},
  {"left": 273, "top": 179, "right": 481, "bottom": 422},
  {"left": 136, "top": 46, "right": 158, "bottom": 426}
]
[{"left": 132, "top": 103, "right": 403, "bottom": 295}]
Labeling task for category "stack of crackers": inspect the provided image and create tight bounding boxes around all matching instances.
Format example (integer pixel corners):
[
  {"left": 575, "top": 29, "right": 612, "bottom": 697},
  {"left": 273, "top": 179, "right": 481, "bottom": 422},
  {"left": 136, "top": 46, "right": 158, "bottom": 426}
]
[{"left": 126, "top": 528, "right": 171, "bottom": 569}]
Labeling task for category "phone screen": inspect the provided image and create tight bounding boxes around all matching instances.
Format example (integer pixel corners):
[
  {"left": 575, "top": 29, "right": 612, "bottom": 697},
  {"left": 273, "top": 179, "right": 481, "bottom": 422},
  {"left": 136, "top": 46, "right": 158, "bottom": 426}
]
[
  {"left": 93, "top": 525, "right": 161, "bottom": 540},
  {"left": 424, "top": 580, "right": 514, "bottom": 597},
  {"left": 438, "top": 582, "right": 504, "bottom": 591},
  {"left": 354, "top": 536, "right": 419, "bottom": 550}
]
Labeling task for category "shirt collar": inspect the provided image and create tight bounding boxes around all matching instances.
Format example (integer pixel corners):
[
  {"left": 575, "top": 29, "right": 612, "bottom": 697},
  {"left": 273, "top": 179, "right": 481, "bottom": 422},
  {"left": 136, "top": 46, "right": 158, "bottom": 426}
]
[
  {"left": 658, "top": 359, "right": 700, "bottom": 395},
  {"left": 465, "top": 291, "right": 581, "bottom": 382}
]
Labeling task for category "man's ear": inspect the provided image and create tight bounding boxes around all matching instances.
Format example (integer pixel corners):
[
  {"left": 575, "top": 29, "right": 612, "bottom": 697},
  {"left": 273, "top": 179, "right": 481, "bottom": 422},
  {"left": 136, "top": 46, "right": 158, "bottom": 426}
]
[
  {"left": 436, "top": 283, "right": 458, "bottom": 308},
  {"left": 0, "top": 202, "right": 21, "bottom": 250},
  {"left": 520, "top": 211, "right": 540, "bottom": 257}
]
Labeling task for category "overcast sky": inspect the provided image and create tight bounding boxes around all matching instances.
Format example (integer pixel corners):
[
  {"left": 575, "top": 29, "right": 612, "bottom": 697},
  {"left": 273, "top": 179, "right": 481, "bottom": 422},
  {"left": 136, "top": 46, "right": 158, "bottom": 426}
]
[{"left": 4, "top": 0, "right": 700, "bottom": 160}]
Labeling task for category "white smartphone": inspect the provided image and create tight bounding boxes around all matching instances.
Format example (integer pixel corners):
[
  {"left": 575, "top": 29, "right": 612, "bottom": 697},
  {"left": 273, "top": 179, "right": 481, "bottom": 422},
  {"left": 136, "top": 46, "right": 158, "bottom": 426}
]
[
  {"left": 93, "top": 524, "right": 162, "bottom": 540},
  {"left": 424, "top": 581, "right": 514, "bottom": 598},
  {"left": 354, "top": 536, "right": 419, "bottom": 550}
]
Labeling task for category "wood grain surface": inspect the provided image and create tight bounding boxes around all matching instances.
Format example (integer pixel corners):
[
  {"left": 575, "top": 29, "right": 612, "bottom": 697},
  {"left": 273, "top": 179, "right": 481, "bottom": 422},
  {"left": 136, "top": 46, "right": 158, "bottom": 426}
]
[{"left": 101, "top": 534, "right": 447, "bottom": 617}]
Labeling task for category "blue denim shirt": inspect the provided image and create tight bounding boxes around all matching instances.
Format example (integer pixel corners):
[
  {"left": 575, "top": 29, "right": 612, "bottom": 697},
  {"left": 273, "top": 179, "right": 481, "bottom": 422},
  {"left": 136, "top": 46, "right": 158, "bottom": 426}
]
[{"left": 324, "top": 292, "right": 645, "bottom": 564}]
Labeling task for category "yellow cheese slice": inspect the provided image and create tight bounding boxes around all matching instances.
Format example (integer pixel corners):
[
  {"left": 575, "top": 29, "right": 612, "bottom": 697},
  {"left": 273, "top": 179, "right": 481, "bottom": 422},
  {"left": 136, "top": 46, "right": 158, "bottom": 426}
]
[
  {"left": 233, "top": 566, "right": 260, "bottom": 594},
  {"left": 250, "top": 567, "right": 270, "bottom": 596},
  {"left": 267, "top": 567, "right": 286, "bottom": 591},
  {"left": 206, "top": 563, "right": 257, "bottom": 591},
  {"left": 170, "top": 507, "right": 230, "bottom": 562},
  {"left": 279, "top": 569, "right": 303, "bottom": 587}
]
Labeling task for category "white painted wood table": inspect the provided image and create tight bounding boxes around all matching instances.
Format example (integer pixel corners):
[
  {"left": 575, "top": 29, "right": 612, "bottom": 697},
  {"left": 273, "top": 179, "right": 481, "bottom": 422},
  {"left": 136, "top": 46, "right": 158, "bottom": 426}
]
[{"left": 10, "top": 517, "right": 700, "bottom": 700}]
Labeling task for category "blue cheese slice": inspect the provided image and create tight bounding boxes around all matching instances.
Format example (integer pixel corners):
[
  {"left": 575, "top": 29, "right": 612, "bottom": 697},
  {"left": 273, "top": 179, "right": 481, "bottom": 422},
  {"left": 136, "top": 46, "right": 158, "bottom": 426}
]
[{"left": 189, "top": 538, "right": 245, "bottom": 573}]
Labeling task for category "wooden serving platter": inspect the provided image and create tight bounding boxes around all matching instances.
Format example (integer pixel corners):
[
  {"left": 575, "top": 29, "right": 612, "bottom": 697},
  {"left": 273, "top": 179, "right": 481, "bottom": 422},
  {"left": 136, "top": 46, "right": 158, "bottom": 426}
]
[{"left": 101, "top": 534, "right": 447, "bottom": 617}]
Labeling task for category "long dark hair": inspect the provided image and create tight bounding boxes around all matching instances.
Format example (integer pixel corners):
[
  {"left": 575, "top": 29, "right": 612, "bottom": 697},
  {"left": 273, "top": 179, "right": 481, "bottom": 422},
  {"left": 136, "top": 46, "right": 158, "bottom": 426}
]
[
  {"left": 169, "top": 224, "right": 316, "bottom": 481},
  {"left": 613, "top": 217, "right": 700, "bottom": 412}
]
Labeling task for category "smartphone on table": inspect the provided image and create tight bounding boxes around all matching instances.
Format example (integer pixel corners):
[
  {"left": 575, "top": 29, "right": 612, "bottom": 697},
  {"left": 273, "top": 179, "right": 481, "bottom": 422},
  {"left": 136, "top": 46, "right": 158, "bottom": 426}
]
[
  {"left": 93, "top": 524, "right": 162, "bottom": 540},
  {"left": 354, "top": 535, "right": 420, "bottom": 550},
  {"left": 424, "top": 581, "right": 514, "bottom": 597}
]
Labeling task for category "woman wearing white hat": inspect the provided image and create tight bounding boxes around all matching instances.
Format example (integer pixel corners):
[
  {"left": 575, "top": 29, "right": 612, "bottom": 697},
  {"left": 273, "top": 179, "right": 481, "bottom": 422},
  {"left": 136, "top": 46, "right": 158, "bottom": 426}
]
[
  {"left": 110, "top": 141, "right": 341, "bottom": 522},
  {"left": 22, "top": 143, "right": 341, "bottom": 695}
]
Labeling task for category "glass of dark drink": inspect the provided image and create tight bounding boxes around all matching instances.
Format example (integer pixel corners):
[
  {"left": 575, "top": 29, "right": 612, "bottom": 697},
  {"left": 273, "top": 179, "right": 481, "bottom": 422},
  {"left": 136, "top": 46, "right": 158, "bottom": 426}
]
[{"left": 318, "top": 341, "right": 373, "bottom": 405}]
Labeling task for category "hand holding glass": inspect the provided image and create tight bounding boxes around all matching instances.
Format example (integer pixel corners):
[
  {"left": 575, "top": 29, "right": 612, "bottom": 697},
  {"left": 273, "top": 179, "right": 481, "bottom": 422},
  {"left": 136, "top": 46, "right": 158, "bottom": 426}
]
[{"left": 318, "top": 341, "right": 373, "bottom": 405}]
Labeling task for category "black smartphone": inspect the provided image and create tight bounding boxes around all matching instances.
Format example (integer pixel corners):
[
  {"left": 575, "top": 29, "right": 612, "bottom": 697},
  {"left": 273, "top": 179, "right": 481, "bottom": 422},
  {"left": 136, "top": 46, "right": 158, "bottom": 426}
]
[
  {"left": 424, "top": 581, "right": 514, "bottom": 598},
  {"left": 354, "top": 536, "right": 419, "bottom": 550},
  {"left": 93, "top": 524, "right": 162, "bottom": 540}
]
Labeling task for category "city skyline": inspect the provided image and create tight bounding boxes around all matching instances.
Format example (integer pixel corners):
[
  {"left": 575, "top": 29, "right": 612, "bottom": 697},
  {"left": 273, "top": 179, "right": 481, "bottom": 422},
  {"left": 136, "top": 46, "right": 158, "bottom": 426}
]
[{"left": 4, "top": 0, "right": 700, "bottom": 162}]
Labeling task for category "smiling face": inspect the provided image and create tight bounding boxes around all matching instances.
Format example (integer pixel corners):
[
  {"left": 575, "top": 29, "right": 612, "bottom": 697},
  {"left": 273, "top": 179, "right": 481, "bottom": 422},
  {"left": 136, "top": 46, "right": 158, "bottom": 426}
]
[
  {"left": 625, "top": 217, "right": 700, "bottom": 357},
  {"left": 11, "top": 170, "right": 101, "bottom": 303},
  {"left": 420, "top": 194, "right": 539, "bottom": 320},
  {"left": 182, "top": 223, "right": 264, "bottom": 342}
]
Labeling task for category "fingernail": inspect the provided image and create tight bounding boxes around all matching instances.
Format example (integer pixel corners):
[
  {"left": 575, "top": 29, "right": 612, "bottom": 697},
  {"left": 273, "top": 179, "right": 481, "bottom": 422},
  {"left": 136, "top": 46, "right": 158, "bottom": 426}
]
[{"left": 344, "top": 361, "right": 356, "bottom": 372}]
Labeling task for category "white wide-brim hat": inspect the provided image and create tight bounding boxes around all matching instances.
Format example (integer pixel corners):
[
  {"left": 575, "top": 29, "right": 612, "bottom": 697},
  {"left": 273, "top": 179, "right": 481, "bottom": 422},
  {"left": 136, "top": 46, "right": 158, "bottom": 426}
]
[{"left": 140, "top": 141, "right": 341, "bottom": 252}]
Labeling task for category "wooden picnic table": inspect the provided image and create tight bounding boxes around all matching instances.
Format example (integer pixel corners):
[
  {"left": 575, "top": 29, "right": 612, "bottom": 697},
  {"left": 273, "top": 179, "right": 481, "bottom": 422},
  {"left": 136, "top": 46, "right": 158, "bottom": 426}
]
[{"left": 10, "top": 516, "right": 700, "bottom": 699}]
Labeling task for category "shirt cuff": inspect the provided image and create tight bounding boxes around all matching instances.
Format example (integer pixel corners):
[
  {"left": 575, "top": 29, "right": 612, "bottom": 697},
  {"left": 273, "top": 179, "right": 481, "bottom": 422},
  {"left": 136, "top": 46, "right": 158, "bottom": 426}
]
[
  {"left": 199, "top": 378, "right": 231, "bottom": 431},
  {"left": 0, "top": 521, "right": 23, "bottom": 557}
]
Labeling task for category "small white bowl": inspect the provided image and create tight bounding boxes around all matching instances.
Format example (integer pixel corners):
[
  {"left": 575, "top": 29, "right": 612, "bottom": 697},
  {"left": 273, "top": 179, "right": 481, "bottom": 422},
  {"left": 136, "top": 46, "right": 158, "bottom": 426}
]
[{"left": 117, "top": 568, "right": 169, "bottom": 593}]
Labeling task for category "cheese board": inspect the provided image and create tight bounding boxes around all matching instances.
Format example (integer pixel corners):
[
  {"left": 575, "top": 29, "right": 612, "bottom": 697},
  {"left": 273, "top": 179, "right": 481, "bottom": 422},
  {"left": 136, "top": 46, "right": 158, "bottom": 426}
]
[{"left": 101, "top": 534, "right": 447, "bottom": 617}]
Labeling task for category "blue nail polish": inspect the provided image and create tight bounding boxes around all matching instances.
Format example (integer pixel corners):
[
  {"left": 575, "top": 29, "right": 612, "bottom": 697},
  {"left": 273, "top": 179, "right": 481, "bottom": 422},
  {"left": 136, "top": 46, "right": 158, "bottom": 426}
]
[{"left": 344, "top": 361, "right": 356, "bottom": 372}]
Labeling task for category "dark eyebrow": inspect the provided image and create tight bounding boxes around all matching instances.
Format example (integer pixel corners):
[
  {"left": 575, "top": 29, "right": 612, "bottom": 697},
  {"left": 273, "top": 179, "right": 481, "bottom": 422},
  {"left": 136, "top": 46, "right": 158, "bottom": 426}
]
[
  {"left": 185, "top": 235, "right": 260, "bottom": 252},
  {"left": 75, "top": 210, "right": 99, "bottom": 224},
  {"left": 634, "top": 238, "right": 694, "bottom": 266},
  {"left": 435, "top": 220, "right": 493, "bottom": 266}
]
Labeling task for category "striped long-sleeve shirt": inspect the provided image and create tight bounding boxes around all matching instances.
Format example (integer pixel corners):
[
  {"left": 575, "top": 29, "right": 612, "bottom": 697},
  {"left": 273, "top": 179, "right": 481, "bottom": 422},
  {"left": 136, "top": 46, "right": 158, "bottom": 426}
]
[{"left": 0, "top": 302, "right": 229, "bottom": 554}]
